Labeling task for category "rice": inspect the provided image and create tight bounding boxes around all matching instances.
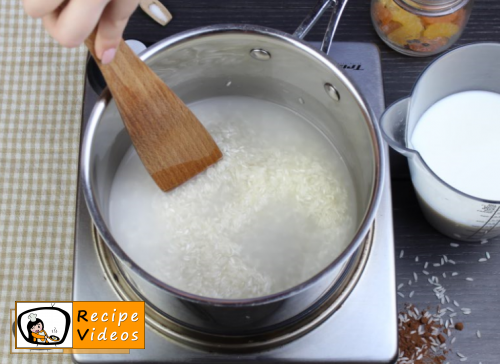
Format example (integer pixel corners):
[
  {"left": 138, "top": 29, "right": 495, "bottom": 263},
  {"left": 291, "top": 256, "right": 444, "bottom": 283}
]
[
  {"left": 450, "top": 243, "right": 460, "bottom": 248},
  {"left": 110, "top": 100, "right": 356, "bottom": 299}
]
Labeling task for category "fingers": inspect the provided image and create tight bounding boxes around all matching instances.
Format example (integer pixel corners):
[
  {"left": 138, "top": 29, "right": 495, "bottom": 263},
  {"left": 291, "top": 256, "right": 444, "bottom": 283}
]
[
  {"left": 42, "top": 0, "right": 110, "bottom": 48},
  {"left": 95, "top": 0, "right": 141, "bottom": 64},
  {"left": 27, "top": 0, "right": 139, "bottom": 64},
  {"left": 23, "top": 0, "right": 65, "bottom": 18}
]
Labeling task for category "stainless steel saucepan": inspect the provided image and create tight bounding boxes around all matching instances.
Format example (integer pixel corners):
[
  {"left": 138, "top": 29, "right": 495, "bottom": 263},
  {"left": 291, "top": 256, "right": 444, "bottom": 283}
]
[{"left": 81, "top": 0, "right": 385, "bottom": 341}]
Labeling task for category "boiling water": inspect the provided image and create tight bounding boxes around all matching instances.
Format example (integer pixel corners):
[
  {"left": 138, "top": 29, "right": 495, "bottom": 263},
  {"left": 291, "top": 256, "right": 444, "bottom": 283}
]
[
  {"left": 109, "top": 96, "right": 357, "bottom": 299},
  {"left": 411, "top": 91, "right": 500, "bottom": 201}
]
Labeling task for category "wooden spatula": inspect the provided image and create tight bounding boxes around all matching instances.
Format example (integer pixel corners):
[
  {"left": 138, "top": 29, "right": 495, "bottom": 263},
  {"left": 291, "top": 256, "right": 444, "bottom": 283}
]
[{"left": 85, "top": 32, "right": 222, "bottom": 192}]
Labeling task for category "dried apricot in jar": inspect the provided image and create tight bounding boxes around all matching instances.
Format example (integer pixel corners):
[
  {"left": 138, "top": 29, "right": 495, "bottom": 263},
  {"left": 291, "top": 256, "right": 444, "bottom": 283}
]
[
  {"left": 423, "top": 23, "right": 460, "bottom": 39},
  {"left": 408, "top": 37, "right": 448, "bottom": 52},
  {"left": 453, "top": 8, "right": 466, "bottom": 27},
  {"left": 381, "top": 21, "right": 403, "bottom": 34},
  {"left": 421, "top": 12, "right": 458, "bottom": 26},
  {"left": 374, "top": 2, "right": 392, "bottom": 25},
  {"left": 387, "top": 21, "right": 424, "bottom": 46},
  {"left": 388, "top": 3, "right": 422, "bottom": 28}
]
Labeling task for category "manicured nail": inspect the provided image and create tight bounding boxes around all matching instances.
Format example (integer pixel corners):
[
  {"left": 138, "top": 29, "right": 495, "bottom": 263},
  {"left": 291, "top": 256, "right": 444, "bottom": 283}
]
[{"left": 101, "top": 48, "right": 116, "bottom": 65}]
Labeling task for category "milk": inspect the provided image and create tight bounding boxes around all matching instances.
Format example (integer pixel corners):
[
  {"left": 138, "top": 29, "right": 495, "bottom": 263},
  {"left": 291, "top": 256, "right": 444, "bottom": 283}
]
[
  {"left": 411, "top": 91, "right": 500, "bottom": 201},
  {"left": 109, "top": 96, "right": 357, "bottom": 299}
]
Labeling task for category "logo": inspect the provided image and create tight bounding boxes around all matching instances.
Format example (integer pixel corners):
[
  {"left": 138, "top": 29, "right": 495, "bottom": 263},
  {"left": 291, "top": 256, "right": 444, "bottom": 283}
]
[
  {"left": 16, "top": 302, "right": 72, "bottom": 349},
  {"left": 14, "top": 301, "right": 145, "bottom": 352},
  {"left": 339, "top": 63, "right": 365, "bottom": 71}
]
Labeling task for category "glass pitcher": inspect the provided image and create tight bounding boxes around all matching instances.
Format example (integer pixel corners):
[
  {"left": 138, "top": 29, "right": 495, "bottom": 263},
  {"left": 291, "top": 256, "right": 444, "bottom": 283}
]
[{"left": 380, "top": 43, "right": 500, "bottom": 241}]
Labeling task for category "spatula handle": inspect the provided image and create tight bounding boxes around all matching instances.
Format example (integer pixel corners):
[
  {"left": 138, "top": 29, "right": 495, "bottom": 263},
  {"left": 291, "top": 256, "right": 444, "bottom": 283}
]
[{"left": 84, "top": 31, "right": 143, "bottom": 95}]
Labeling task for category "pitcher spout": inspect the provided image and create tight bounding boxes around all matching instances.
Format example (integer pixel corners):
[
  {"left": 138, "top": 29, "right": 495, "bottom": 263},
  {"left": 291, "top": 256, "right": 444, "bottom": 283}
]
[{"left": 380, "top": 97, "right": 415, "bottom": 158}]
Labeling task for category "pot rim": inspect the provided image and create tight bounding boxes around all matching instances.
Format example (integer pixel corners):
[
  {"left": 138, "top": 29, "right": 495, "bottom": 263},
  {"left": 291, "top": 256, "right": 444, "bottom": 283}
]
[{"left": 81, "top": 23, "right": 386, "bottom": 307}]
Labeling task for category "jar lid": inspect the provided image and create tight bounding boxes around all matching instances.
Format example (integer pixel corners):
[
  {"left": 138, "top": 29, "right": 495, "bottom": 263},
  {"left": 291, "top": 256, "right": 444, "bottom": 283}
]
[{"left": 393, "top": 0, "right": 470, "bottom": 16}]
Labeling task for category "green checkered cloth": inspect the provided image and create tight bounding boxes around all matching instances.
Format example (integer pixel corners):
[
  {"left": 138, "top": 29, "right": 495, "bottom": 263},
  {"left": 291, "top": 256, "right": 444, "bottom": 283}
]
[{"left": 0, "top": 0, "right": 86, "bottom": 362}]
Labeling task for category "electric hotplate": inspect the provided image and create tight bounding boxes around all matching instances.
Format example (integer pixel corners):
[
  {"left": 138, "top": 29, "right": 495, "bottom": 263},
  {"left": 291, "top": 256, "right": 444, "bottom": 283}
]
[{"left": 73, "top": 41, "right": 397, "bottom": 363}]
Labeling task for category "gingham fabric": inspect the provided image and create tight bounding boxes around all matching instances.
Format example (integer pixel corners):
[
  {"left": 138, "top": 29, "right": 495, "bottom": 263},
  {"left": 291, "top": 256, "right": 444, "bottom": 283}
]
[{"left": 0, "top": 1, "right": 86, "bottom": 362}]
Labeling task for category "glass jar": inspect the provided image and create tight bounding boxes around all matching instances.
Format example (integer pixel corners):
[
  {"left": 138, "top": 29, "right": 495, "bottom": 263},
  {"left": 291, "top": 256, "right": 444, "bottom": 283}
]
[{"left": 371, "top": 0, "right": 474, "bottom": 57}]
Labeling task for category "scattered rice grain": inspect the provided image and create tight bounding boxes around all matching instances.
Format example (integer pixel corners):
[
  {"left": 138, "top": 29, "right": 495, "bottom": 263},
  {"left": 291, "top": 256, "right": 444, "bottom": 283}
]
[
  {"left": 400, "top": 250, "right": 404, "bottom": 259},
  {"left": 478, "top": 258, "right": 487, "bottom": 262},
  {"left": 450, "top": 243, "right": 460, "bottom": 248},
  {"left": 466, "top": 277, "right": 474, "bottom": 281},
  {"left": 452, "top": 272, "right": 459, "bottom": 276},
  {"left": 486, "top": 252, "right": 491, "bottom": 259},
  {"left": 409, "top": 291, "right": 415, "bottom": 298},
  {"left": 397, "top": 292, "right": 405, "bottom": 298},
  {"left": 398, "top": 283, "right": 404, "bottom": 290},
  {"left": 424, "top": 262, "right": 429, "bottom": 269},
  {"left": 477, "top": 330, "right": 481, "bottom": 338}
]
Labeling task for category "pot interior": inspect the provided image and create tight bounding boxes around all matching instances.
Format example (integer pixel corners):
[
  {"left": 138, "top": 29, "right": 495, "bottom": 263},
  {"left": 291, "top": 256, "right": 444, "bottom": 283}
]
[{"left": 85, "top": 27, "right": 380, "bottom": 300}]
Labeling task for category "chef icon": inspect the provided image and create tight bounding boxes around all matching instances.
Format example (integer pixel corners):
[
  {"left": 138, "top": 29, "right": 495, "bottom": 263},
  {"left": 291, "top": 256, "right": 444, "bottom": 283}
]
[
  {"left": 27, "top": 313, "right": 49, "bottom": 343},
  {"left": 16, "top": 304, "right": 70, "bottom": 348}
]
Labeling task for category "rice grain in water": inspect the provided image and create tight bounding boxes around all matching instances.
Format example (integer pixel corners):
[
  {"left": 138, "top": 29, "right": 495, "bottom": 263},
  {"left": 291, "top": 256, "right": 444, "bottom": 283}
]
[{"left": 109, "top": 96, "right": 357, "bottom": 299}]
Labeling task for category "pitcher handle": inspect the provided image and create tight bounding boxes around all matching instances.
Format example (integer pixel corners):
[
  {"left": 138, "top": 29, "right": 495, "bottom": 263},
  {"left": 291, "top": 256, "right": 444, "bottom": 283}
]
[
  {"left": 380, "top": 97, "right": 415, "bottom": 157},
  {"left": 293, "top": 0, "right": 349, "bottom": 54}
]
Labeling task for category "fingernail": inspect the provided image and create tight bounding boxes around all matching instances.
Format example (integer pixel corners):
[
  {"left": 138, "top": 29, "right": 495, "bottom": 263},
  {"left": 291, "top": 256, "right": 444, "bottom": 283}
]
[{"left": 101, "top": 48, "right": 116, "bottom": 65}]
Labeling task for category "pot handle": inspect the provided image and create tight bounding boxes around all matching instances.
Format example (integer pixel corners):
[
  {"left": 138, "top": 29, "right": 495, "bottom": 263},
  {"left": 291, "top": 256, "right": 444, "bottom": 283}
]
[
  {"left": 380, "top": 97, "right": 415, "bottom": 157},
  {"left": 293, "top": 0, "right": 349, "bottom": 54}
]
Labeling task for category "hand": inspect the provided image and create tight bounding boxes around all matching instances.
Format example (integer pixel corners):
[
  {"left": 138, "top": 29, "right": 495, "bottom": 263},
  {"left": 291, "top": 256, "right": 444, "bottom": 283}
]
[{"left": 23, "top": 0, "right": 141, "bottom": 64}]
